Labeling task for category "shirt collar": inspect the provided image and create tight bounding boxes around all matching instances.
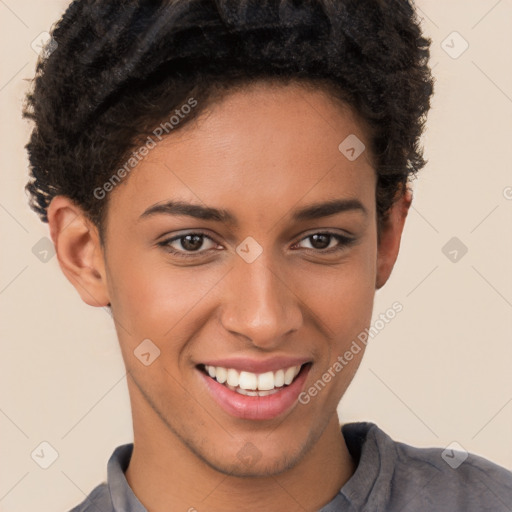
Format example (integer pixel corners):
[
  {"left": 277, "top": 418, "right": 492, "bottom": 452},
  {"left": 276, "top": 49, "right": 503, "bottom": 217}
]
[{"left": 107, "top": 443, "right": 147, "bottom": 512}]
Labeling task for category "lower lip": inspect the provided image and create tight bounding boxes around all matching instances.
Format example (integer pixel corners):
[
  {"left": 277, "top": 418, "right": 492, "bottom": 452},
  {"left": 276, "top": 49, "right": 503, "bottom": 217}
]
[{"left": 200, "top": 365, "right": 311, "bottom": 421}]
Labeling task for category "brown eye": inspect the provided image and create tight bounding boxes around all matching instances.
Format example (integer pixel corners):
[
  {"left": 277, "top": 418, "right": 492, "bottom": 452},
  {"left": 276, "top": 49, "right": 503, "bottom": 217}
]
[
  {"left": 178, "top": 234, "right": 206, "bottom": 251},
  {"left": 158, "top": 232, "right": 219, "bottom": 258},
  {"left": 296, "top": 232, "right": 354, "bottom": 253},
  {"left": 307, "top": 233, "right": 332, "bottom": 250}
]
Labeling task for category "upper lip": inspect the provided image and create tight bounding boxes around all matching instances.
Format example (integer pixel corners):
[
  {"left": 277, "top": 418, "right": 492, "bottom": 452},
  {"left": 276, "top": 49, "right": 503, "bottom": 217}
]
[{"left": 199, "top": 356, "right": 311, "bottom": 374}]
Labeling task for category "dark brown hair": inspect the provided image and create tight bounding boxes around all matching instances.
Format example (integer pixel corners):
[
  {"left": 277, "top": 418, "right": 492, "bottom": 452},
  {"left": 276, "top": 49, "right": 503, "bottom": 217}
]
[{"left": 23, "top": 0, "right": 434, "bottom": 239}]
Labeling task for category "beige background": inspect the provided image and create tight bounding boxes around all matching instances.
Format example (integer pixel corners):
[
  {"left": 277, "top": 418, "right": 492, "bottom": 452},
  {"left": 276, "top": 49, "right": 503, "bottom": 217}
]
[{"left": 1, "top": 1, "right": 511, "bottom": 511}]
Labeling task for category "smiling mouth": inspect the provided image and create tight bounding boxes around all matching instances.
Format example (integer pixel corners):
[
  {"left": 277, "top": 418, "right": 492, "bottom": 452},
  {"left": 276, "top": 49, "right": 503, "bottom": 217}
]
[{"left": 198, "top": 363, "right": 311, "bottom": 397}]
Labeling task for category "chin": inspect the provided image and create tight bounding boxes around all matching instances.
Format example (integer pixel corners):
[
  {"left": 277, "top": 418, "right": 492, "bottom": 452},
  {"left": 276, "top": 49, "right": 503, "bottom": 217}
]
[
  {"left": 206, "top": 451, "right": 302, "bottom": 479},
  {"left": 193, "top": 432, "right": 317, "bottom": 479}
]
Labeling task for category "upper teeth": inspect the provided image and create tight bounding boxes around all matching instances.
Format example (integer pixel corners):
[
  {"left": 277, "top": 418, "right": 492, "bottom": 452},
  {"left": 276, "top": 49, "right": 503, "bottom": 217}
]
[{"left": 204, "top": 365, "right": 302, "bottom": 391}]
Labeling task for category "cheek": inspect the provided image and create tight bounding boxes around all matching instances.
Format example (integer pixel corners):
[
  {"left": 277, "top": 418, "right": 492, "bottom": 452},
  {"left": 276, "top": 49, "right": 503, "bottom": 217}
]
[
  {"left": 297, "top": 242, "right": 377, "bottom": 334},
  {"left": 295, "top": 249, "right": 376, "bottom": 408},
  {"left": 106, "top": 250, "right": 223, "bottom": 343}
]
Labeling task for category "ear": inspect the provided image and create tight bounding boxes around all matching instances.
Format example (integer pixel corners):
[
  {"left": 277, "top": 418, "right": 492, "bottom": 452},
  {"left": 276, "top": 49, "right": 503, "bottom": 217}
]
[
  {"left": 47, "top": 196, "right": 110, "bottom": 307},
  {"left": 375, "top": 186, "right": 412, "bottom": 290}
]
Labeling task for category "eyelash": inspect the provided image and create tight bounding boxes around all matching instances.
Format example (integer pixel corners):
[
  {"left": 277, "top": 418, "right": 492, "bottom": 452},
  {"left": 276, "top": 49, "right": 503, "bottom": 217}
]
[{"left": 157, "top": 230, "right": 356, "bottom": 259}]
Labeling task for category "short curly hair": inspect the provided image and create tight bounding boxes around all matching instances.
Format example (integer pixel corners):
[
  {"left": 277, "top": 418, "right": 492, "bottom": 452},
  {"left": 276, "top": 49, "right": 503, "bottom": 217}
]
[{"left": 23, "top": 0, "right": 434, "bottom": 239}]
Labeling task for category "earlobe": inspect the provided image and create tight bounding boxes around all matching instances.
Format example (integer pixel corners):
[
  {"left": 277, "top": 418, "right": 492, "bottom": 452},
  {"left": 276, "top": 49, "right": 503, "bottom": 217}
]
[
  {"left": 47, "top": 196, "right": 110, "bottom": 307},
  {"left": 375, "top": 187, "right": 412, "bottom": 290}
]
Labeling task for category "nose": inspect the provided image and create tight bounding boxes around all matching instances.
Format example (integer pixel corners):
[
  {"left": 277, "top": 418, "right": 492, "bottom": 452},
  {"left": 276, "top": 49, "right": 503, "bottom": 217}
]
[{"left": 219, "top": 252, "right": 303, "bottom": 350}]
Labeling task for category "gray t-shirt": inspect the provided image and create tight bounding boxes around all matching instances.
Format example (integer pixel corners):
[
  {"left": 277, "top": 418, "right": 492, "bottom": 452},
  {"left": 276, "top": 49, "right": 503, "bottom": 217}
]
[{"left": 68, "top": 422, "right": 512, "bottom": 511}]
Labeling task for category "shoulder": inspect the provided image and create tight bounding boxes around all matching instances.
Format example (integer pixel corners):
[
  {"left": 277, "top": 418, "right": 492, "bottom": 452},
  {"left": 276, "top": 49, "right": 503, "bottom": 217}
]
[
  {"left": 67, "top": 482, "right": 113, "bottom": 512},
  {"left": 342, "top": 422, "right": 512, "bottom": 511},
  {"left": 384, "top": 427, "right": 512, "bottom": 511}
]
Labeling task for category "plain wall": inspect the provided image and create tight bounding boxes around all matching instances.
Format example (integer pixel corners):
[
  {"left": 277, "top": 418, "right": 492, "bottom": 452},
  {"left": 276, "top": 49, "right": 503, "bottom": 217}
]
[{"left": 1, "top": 1, "right": 511, "bottom": 511}]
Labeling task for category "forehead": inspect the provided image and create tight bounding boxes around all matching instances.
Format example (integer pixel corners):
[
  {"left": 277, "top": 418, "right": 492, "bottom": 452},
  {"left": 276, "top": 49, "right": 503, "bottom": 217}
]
[{"left": 106, "top": 81, "right": 376, "bottom": 226}]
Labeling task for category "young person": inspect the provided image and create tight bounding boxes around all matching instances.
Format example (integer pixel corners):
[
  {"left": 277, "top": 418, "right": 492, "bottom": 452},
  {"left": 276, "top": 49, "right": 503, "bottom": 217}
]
[{"left": 23, "top": 1, "right": 512, "bottom": 511}]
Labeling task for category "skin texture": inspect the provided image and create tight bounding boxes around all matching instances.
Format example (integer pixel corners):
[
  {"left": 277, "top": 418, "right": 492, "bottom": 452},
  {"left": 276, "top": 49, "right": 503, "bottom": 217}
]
[{"left": 47, "top": 81, "right": 411, "bottom": 512}]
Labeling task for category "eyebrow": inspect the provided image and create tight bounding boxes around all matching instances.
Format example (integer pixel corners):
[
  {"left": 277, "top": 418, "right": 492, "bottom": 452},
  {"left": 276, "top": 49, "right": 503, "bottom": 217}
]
[{"left": 139, "top": 198, "right": 367, "bottom": 226}]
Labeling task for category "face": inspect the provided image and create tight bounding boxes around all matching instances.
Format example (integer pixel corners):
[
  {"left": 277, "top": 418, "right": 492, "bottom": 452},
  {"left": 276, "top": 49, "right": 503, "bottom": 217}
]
[{"left": 51, "top": 81, "right": 407, "bottom": 478}]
